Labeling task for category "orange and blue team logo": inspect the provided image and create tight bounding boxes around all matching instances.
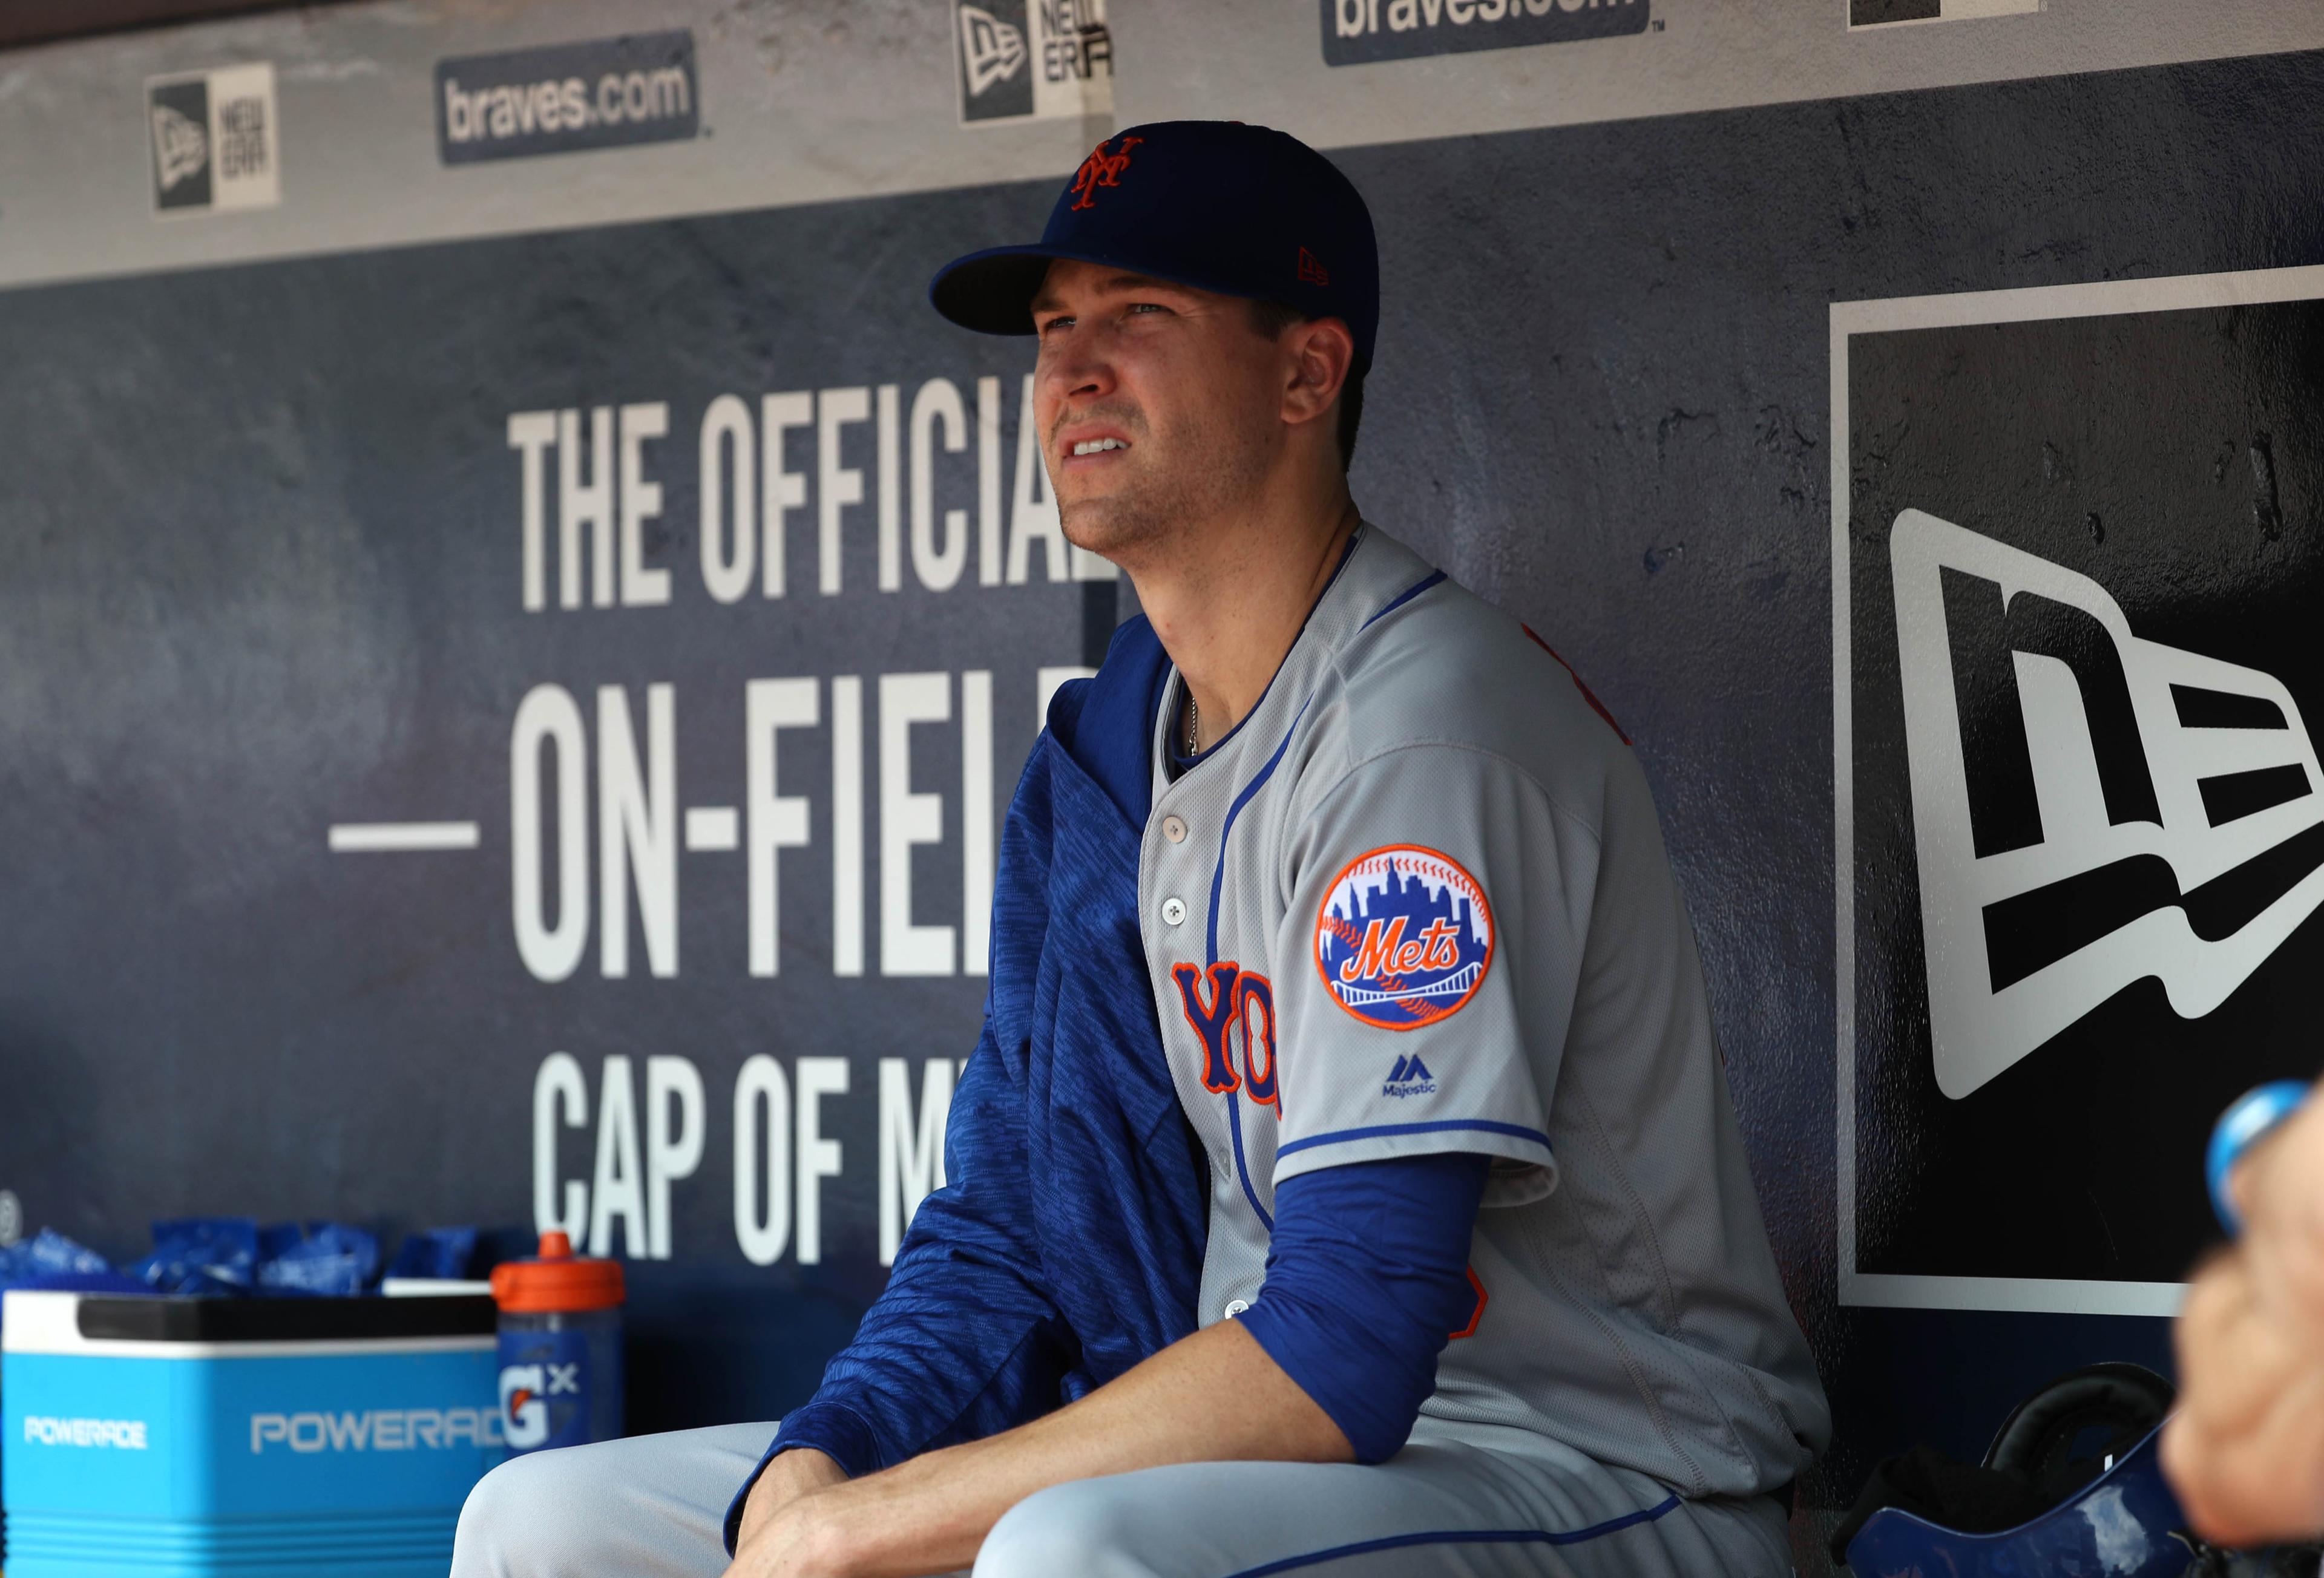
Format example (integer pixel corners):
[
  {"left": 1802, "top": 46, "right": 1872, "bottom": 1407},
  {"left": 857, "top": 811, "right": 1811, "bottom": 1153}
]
[
  {"left": 1315, "top": 845, "right": 1494, "bottom": 1030},
  {"left": 1170, "top": 961, "right": 1279, "bottom": 1111}
]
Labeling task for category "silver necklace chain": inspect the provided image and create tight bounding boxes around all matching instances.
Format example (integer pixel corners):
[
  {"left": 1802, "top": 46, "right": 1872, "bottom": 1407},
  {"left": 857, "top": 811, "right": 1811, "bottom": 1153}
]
[{"left": 1184, "top": 688, "right": 1201, "bottom": 756}]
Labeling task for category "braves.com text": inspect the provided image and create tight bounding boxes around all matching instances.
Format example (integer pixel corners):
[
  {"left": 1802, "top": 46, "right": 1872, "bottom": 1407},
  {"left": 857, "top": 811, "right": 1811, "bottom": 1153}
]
[{"left": 441, "top": 67, "right": 688, "bottom": 146}]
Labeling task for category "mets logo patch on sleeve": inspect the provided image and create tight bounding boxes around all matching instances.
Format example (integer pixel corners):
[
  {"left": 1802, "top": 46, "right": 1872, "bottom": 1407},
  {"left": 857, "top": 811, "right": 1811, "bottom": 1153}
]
[{"left": 1314, "top": 845, "right": 1494, "bottom": 1030}]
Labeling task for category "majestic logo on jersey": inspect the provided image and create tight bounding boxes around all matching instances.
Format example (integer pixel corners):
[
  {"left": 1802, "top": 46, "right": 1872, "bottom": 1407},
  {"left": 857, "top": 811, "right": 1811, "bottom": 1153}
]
[
  {"left": 1382, "top": 1053, "right": 1436, "bottom": 1098},
  {"left": 1068, "top": 134, "right": 1142, "bottom": 210},
  {"left": 1892, "top": 511, "right": 2324, "bottom": 1098},
  {"left": 1315, "top": 846, "right": 1494, "bottom": 1030},
  {"left": 1170, "top": 961, "right": 1279, "bottom": 1111}
]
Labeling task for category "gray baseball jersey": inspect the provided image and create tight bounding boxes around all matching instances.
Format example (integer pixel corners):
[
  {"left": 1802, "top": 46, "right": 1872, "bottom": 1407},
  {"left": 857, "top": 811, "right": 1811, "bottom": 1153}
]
[{"left": 1136, "top": 523, "right": 1830, "bottom": 1498}]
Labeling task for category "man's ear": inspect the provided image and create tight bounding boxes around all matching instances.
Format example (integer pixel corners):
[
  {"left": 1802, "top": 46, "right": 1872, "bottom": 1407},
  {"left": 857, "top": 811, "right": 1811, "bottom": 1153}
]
[{"left": 1281, "top": 316, "right": 1354, "bottom": 431}]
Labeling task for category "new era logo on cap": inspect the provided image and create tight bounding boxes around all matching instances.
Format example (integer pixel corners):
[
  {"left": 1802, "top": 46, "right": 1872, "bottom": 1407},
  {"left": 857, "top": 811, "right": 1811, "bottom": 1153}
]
[{"left": 1298, "top": 247, "right": 1330, "bottom": 286}]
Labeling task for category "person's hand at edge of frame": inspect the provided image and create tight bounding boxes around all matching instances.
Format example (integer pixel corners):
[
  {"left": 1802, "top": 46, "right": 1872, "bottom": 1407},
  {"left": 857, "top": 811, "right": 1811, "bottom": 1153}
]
[{"left": 2164, "top": 1094, "right": 2324, "bottom": 1546}]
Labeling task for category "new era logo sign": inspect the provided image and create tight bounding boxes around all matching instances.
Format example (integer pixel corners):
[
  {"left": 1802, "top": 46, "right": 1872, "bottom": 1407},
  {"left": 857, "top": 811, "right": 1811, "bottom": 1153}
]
[
  {"left": 1840, "top": 272, "right": 2324, "bottom": 1311},
  {"left": 151, "top": 92, "right": 207, "bottom": 198},
  {"left": 147, "top": 63, "right": 280, "bottom": 216},
  {"left": 955, "top": 0, "right": 1112, "bottom": 125},
  {"left": 1892, "top": 509, "right": 2324, "bottom": 1099},
  {"left": 959, "top": 4, "right": 1029, "bottom": 100}
]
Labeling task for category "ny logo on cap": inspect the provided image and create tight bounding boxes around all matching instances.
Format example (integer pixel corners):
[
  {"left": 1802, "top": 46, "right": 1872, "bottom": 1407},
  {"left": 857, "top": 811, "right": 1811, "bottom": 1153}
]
[{"left": 1069, "top": 134, "right": 1143, "bottom": 211}]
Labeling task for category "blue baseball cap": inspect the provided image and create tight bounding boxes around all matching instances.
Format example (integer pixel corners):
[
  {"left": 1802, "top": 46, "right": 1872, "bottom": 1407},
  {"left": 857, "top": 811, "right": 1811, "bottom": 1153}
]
[{"left": 930, "top": 120, "right": 1380, "bottom": 376}]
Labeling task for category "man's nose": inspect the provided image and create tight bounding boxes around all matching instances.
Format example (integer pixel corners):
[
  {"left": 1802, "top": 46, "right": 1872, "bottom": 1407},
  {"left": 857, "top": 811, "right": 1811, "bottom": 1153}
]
[{"left": 1037, "top": 329, "right": 1114, "bottom": 408}]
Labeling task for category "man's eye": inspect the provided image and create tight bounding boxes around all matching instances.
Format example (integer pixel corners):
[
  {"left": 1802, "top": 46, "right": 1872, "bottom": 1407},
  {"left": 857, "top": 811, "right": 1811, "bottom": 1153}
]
[
  {"left": 1126, "top": 303, "right": 1167, "bottom": 316},
  {"left": 1039, "top": 315, "right": 1074, "bottom": 334}
]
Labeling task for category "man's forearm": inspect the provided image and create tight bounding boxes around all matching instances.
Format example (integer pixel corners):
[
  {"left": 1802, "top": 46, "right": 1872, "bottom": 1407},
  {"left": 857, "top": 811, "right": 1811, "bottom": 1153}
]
[
  {"left": 730, "top": 1319, "right": 1349, "bottom": 1578},
  {"left": 736, "top": 1447, "right": 849, "bottom": 1550}
]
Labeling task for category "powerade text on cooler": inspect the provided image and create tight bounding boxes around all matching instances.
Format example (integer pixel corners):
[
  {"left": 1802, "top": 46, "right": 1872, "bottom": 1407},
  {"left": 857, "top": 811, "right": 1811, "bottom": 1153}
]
[
  {"left": 1, "top": 1288, "right": 499, "bottom": 1576},
  {"left": 491, "top": 1231, "right": 623, "bottom": 1455}
]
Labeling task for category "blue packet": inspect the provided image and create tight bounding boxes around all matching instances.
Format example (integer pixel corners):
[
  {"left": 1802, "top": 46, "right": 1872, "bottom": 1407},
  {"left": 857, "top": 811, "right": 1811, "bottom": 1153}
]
[
  {"left": 255, "top": 1222, "right": 381, "bottom": 1297},
  {"left": 0, "top": 1226, "right": 117, "bottom": 1289},
  {"left": 128, "top": 1217, "right": 260, "bottom": 1296},
  {"left": 385, "top": 1226, "right": 478, "bottom": 1281},
  {"left": 18, "top": 1217, "right": 427, "bottom": 1300}
]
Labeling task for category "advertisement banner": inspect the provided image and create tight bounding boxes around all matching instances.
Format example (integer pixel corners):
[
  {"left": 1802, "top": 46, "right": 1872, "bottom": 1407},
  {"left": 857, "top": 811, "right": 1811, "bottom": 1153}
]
[
  {"left": 1319, "top": 0, "right": 1648, "bottom": 67},
  {"left": 148, "top": 61, "right": 280, "bottom": 215},
  {"left": 1837, "top": 265, "right": 2324, "bottom": 1315},
  {"left": 436, "top": 31, "right": 699, "bottom": 165}
]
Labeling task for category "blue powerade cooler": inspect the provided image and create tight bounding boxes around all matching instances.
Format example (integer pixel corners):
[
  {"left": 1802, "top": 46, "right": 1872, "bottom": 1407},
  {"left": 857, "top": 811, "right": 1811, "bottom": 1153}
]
[{"left": 2, "top": 1288, "right": 500, "bottom": 1576}]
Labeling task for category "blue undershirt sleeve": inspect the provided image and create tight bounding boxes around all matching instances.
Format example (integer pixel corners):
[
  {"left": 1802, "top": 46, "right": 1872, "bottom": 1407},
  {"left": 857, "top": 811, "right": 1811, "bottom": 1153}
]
[{"left": 1235, "top": 1151, "right": 1491, "bottom": 1465}]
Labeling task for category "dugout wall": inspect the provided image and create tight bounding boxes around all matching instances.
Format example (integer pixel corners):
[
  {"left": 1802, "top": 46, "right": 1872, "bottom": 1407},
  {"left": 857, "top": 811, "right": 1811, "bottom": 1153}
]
[{"left": 2, "top": 1, "right": 2320, "bottom": 1560}]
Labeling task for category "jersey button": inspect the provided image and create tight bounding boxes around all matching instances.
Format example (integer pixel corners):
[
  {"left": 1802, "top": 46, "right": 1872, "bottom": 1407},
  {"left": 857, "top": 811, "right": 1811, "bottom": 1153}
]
[
  {"left": 1161, "top": 896, "right": 1187, "bottom": 926},
  {"left": 1161, "top": 814, "right": 1187, "bottom": 843},
  {"left": 1223, "top": 1299, "right": 1250, "bottom": 1320}
]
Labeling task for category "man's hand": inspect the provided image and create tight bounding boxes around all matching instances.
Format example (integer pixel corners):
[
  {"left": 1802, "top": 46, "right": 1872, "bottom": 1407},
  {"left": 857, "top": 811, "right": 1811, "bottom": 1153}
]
[
  {"left": 733, "top": 1448, "right": 848, "bottom": 1556},
  {"left": 726, "top": 1318, "right": 1347, "bottom": 1578},
  {"left": 2164, "top": 1096, "right": 2324, "bottom": 1545},
  {"left": 727, "top": 1493, "right": 850, "bottom": 1578}
]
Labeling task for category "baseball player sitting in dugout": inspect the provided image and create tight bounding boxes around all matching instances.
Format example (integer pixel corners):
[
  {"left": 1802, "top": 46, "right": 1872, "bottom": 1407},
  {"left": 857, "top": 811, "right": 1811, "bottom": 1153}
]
[{"left": 453, "top": 119, "right": 1830, "bottom": 1578}]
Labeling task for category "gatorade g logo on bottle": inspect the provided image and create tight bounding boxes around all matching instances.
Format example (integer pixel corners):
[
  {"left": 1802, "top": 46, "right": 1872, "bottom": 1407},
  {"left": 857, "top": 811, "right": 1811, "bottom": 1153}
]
[
  {"left": 491, "top": 1230, "right": 625, "bottom": 1458},
  {"left": 499, "top": 1364, "right": 551, "bottom": 1449},
  {"left": 496, "top": 1337, "right": 590, "bottom": 1452}
]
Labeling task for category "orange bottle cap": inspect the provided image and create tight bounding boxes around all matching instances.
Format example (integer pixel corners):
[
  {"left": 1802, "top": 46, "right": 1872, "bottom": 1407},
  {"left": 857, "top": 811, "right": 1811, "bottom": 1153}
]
[{"left": 490, "top": 1231, "right": 625, "bottom": 1314}]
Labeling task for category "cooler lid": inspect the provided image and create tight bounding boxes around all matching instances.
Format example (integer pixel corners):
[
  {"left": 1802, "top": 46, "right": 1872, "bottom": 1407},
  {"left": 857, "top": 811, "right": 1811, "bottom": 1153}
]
[{"left": 2, "top": 1288, "right": 496, "bottom": 1354}]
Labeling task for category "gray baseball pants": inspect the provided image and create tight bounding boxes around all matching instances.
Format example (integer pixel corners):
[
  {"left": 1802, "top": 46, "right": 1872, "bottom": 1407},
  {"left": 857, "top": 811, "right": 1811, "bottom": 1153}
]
[{"left": 450, "top": 1415, "right": 1795, "bottom": 1577}]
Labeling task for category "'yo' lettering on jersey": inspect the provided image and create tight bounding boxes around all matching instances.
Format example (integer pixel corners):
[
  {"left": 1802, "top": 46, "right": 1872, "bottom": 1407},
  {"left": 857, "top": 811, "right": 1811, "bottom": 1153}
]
[
  {"left": 1170, "top": 961, "right": 1279, "bottom": 1111},
  {"left": 1315, "top": 845, "right": 1494, "bottom": 1030}
]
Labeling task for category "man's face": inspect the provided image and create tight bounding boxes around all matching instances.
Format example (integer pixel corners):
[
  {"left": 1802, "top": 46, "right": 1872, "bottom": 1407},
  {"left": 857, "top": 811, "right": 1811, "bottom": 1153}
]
[{"left": 1030, "top": 258, "right": 1288, "bottom": 561}]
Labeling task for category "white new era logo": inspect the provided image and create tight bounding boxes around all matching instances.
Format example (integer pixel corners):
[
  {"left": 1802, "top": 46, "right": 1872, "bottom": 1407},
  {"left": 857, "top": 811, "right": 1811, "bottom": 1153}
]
[
  {"left": 1893, "top": 509, "right": 2324, "bottom": 1098},
  {"left": 959, "top": 5, "right": 1027, "bottom": 96},
  {"left": 152, "top": 103, "right": 207, "bottom": 191}
]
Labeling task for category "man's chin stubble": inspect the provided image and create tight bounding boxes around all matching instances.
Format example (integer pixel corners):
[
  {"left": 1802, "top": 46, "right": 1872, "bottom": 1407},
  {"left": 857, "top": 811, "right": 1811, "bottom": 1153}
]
[{"left": 1060, "top": 497, "right": 1174, "bottom": 565}]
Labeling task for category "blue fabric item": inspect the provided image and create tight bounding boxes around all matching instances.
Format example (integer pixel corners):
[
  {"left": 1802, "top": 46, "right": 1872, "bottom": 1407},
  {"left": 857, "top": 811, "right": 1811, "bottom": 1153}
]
[
  {"left": 15, "top": 1269, "right": 151, "bottom": 1294},
  {"left": 130, "top": 1216, "right": 261, "bottom": 1295},
  {"left": 726, "top": 617, "right": 1207, "bottom": 1553},
  {"left": 386, "top": 1225, "right": 479, "bottom": 1281},
  {"left": 123, "top": 1217, "right": 397, "bottom": 1298},
  {"left": 1237, "top": 1153, "right": 1490, "bottom": 1465},
  {"left": 0, "top": 1227, "right": 116, "bottom": 1289},
  {"left": 255, "top": 1222, "right": 382, "bottom": 1296}
]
